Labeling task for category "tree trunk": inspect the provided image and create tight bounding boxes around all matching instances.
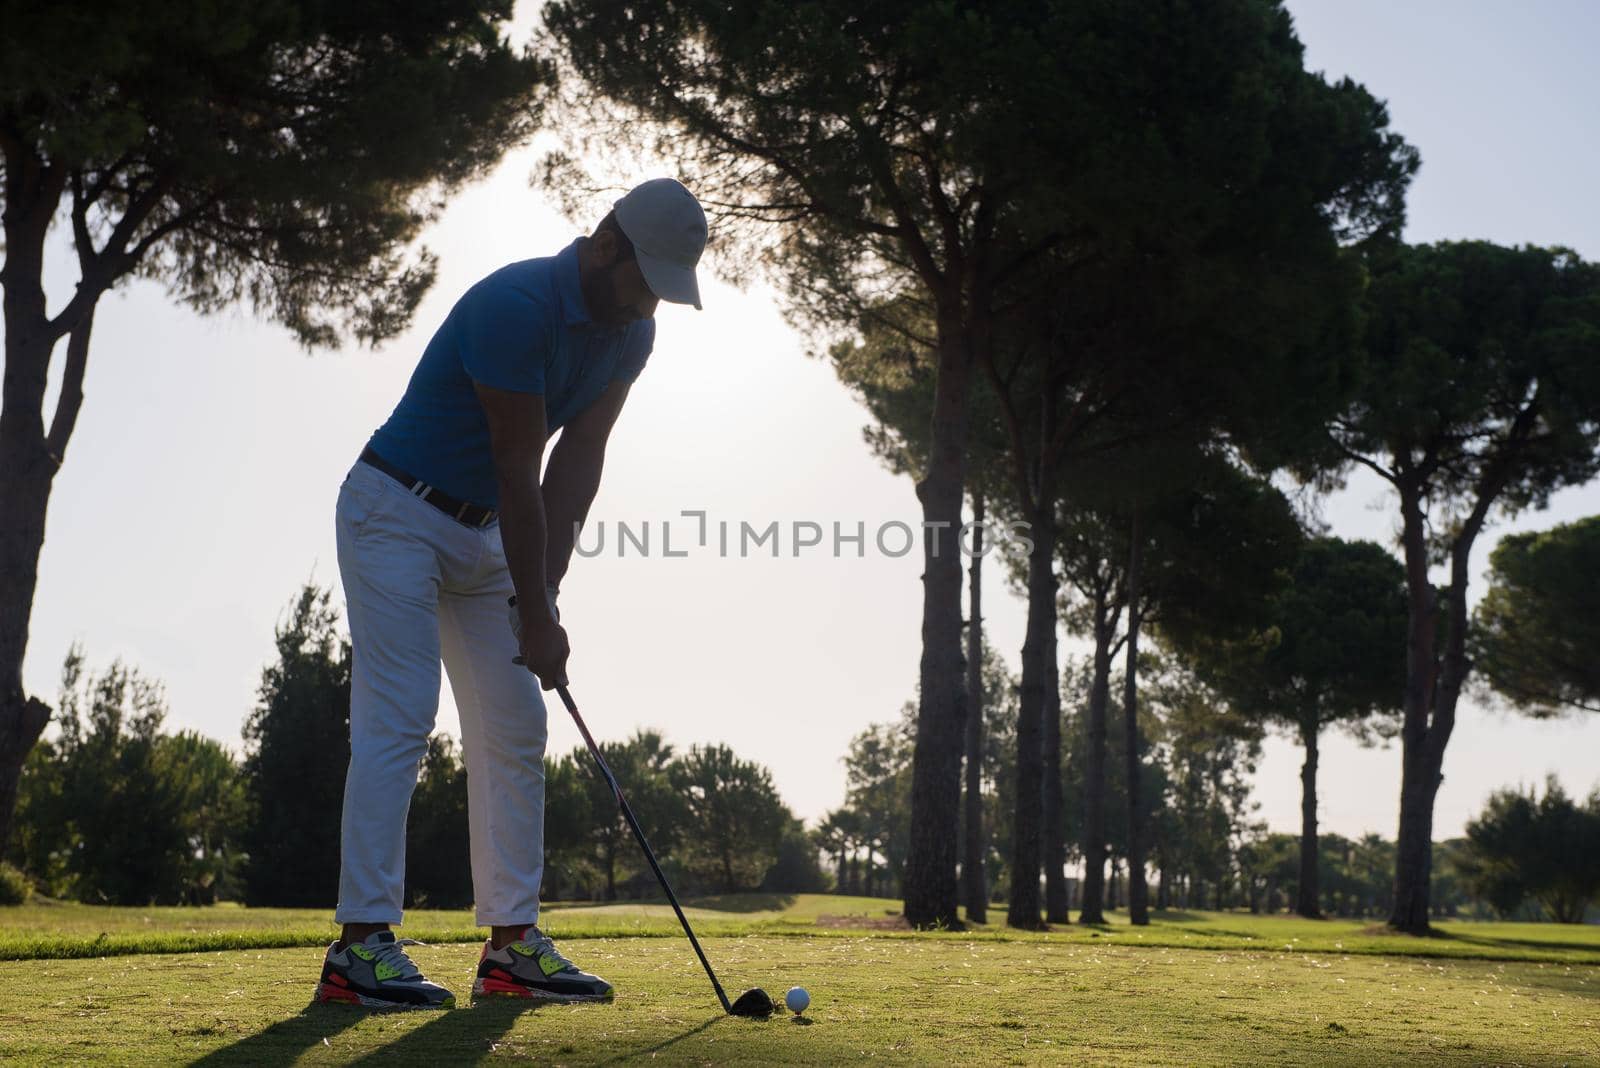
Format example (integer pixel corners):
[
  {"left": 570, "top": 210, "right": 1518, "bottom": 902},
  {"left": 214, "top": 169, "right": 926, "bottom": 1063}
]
[
  {"left": 962, "top": 492, "right": 987, "bottom": 923},
  {"left": 1006, "top": 496, "right": 1058, "bottom": 929},
  {"left": 1157, "top": 865, "right": 1170, "bottom": 910},
  {"left": 1041, "top": 623, "right": 1068, "bottom": 923},
  {"left": 1390, "top": 486, "right": 1437, "bottom": 932},
  {"left": 604, "top": 844, "right": 617, "bottom": 901},
  {"left": 904, "top": 326, "right": 974, "bottom": 930},
  {"left": 1388, "top": 482, "right": 1471, "bottom": 934},
  {"left": 0, "top": 221, "right": 72, "bottom": 854},
  {"left": 1297, "top": 720, "right": 1322, "bottom": 918},
  {"left": 1123, "top": 523, "right": 1149, "bottom": 926},
  {"left": 1078, "top": 583, "right": 1114, "bottom": 925}
]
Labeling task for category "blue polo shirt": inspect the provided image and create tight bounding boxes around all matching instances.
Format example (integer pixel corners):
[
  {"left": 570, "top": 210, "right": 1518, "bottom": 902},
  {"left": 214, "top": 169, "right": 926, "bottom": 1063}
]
[{"left": 366, "top": 240, "right": 654, "bottom": 509}]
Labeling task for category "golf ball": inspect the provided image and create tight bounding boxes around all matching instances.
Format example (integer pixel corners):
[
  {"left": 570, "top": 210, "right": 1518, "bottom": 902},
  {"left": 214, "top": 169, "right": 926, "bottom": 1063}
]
[{"left": 785, "top": 986, "right": 810, "bottom": 1014}]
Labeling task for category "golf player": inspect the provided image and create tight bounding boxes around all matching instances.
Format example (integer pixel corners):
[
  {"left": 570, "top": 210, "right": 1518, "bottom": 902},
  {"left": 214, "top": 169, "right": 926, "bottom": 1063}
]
[{"left": 317, "top": 179, "right": 708, "bottom": 1009}]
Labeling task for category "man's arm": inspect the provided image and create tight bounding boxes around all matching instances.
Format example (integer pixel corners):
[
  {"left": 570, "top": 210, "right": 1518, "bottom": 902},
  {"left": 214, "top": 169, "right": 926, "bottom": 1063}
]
[
  {"left": 475, "top": 381, "right": 569, "bottom": 688},
  {"left": 543, "top": 378, "right": 633, "bottom": 590}
]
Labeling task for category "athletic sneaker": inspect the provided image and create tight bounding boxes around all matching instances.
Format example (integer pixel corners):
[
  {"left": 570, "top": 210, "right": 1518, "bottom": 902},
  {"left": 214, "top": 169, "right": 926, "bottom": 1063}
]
[
  {"left": 472, "top": 926, "right": 615, "bottom": 1002},
  {"left": 315, "top": 931, "right": 455, "bottom": 1009}
]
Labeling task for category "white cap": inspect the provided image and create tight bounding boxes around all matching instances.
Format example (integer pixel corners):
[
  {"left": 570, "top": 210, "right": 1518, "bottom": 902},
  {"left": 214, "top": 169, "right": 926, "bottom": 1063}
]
[{"left": 613, "top": 178, "right": 708, "bottom": 310}]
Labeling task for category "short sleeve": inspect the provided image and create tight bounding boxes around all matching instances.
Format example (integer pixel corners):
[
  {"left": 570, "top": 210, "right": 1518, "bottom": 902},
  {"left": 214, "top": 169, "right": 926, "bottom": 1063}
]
[
  {"left": 456, "top": 281, "right": 551, "bottom": 394},
  {"left": 613, "top": 319, "right": 656, "bottom": 384}
]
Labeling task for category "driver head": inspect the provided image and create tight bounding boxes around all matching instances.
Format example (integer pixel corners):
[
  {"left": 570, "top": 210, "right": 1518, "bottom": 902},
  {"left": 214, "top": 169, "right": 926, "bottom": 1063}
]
[{"left": 729, "top": 987, "right": 775, "bottom": 1018}]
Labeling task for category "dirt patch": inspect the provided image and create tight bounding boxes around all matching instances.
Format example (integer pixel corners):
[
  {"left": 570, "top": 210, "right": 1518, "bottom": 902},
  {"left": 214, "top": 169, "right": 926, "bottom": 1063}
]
[{"left": 816, "top": 913, "right": 913, "bottom": 930}]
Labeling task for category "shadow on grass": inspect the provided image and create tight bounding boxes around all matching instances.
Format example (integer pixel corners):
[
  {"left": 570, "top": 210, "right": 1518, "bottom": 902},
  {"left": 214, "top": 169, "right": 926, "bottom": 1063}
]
[
  {"left": 547, "top": 893, "right": 796, "bottom": 915},
  {"left": 349, "top": 1003, "right": 735, "bottom": 1066},
  {"left": 684, "top": 893, "right": 797, "bottom": 914},
  {"left": 184, "top": 1003, "right": 366, "bottom": 1067},
  {"left": 1422, "top": 928, "right": 1600, "bottom": 956},
  {"left": 592, "top": 1016, "right": 724, "bottom": 1065},
  {"left": 344, "top": 998, "right": 538, "bottom": 1066},
  {"left": 1156, "top": 924, "right": 1265, "bottom": 942},
  {"left": 1511, "top": 968, "right": 1600, "bottom": 1002},
  {"left": 184, "top": 998, "right": 545, "bottom": 1067},
  {"left": 1145, "top": 910, "right": 1213, "bottom": 923}
]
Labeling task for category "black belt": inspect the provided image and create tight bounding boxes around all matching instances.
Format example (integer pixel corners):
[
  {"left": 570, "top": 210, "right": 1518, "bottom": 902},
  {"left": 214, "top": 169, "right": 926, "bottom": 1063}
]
[{"left": 359, "top": 446, "right": 498, "bottom": 528}]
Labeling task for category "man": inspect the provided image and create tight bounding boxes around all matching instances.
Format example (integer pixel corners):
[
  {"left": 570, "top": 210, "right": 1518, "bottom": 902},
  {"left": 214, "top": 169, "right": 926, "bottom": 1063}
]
[{"left": 317, "top": 179, "right": 708, "bottom": 1009}]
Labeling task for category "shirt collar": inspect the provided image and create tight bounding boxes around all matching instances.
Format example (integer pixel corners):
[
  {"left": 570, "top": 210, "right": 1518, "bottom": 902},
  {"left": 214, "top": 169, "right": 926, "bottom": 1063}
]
[{"left": 555, "top": 239, "right": 592, "bottom": 328}]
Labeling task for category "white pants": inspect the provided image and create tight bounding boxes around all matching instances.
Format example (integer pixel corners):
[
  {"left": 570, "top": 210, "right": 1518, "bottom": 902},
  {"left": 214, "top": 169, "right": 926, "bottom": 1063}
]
[{"left": 334, "top": 458, "right": 546, "bottom": 927}]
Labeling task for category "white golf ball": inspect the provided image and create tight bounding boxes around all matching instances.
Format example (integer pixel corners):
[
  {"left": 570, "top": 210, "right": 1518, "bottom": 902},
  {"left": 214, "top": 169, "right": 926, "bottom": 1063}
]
[{"left": 785, "top": 986, "right": 810, "bottom": 1014}]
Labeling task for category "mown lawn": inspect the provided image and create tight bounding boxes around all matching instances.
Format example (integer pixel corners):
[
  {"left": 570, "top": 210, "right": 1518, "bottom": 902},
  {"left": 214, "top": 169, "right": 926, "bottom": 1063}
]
[
  {"left": 0, "top": 894, "right": 892, "bottom": 960},
  {"left": 0, "top": 933, "right": 1595, "bottom": 1065},
  {"left": 3, "top": 894, "right": 1598, "bottom": 965}
]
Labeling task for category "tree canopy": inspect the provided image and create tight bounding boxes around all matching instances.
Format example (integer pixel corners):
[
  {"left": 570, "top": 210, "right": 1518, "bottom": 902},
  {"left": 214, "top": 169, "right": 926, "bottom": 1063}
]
[
  {"left": 1187, "top": 537, "right": 1407, "bottom": 741},
  {"left": 2, "top": 0, "right": 550, "bottom": 346},
  {"left": 239, "top": 585, "right": 351, "bottom": 907},
  {"left": 12, "top": 647, "right": 245, "bottom": 905},
  {"left": 1471, "top": 517, "right": 1600, "bottom": 715},
  {"left": 1459, "top": 778, "right": 1600, "bottom": 924},
  {"left": 671, "top": 743, "right": 791, "bottom": 894}
]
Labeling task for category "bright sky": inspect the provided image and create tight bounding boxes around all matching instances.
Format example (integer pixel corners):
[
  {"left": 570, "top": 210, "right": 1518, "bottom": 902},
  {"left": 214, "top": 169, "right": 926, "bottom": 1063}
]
[{"left": 21, "top": 1, "right": 1600, "bottom": 851}]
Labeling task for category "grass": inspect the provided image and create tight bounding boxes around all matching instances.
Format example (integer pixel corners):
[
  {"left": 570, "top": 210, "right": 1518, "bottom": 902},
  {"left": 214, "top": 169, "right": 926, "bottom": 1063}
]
[
  {"left": 0, "top": 933, "right": 1595, "bottom": 1065},
  {"left": 4, "top": 894, "right": 1599, "bottom": 965},
  {"left": 1, "top": 897, "right": 1596, "bottom": 1063},
  {"left": 0, "top": 894, "right": 888, "bottom": 961}
]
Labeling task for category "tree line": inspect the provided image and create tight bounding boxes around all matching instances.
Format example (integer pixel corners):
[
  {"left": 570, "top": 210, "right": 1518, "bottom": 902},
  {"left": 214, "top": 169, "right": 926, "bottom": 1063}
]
[
  {"left": 1, "top": 574, "right": 1592, "bottom": 921},
  {"left": 816, "top": 653, "right": 1600, "bottom": 922},
  {"left": 3, "top": 585, "right": 824, "bottom": 907}
]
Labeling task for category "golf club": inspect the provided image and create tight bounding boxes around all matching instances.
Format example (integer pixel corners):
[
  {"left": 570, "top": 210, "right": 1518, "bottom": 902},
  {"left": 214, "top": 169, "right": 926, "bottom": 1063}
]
[{"left": 550, "top": 681, "right": 774, "bottom": 1019}]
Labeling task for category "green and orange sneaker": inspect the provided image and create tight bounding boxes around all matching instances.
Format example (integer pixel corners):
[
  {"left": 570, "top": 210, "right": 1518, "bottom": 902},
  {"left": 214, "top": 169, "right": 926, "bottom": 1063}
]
[
  {"left": 472, "top": 926, "right": 615, "bottom": 1002},
  {"left": 315, "top": 931, "right": 455, "bottom": 1009}
]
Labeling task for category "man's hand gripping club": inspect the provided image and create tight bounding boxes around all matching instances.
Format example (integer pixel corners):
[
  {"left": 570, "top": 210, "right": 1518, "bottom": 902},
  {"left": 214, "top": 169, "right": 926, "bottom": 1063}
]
[{"left": 509, "top": 587, "right": 568, "bottom": 689}]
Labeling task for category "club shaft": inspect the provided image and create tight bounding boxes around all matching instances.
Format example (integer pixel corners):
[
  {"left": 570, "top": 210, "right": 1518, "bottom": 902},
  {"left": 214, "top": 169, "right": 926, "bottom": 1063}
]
[{"left": 554, "top": 684, "right": 732, "bottom": 1013}]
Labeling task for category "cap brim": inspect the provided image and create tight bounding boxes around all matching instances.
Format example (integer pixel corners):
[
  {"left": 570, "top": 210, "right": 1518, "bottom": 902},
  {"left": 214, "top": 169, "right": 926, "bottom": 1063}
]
[{"left": 635, "top": 247, "right": 702, "bottom": 310}]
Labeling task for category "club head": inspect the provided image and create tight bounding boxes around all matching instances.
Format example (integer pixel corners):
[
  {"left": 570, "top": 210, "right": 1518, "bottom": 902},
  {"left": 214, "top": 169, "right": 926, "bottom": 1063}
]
[{"left": 729, "top": 987, "right": 775, "bottom": 1018}]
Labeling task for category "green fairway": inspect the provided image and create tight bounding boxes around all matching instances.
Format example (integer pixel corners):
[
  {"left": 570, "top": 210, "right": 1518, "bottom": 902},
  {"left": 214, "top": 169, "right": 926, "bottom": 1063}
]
[
  {"left": 4, "top": 894, "right": 1599, "bottom": 965},
  {"left": 2, "top": 898, "right": 1598, "bottom": 1064},
  {"left": 0, "top": 934, "right": 1596, "bottom": 1065},
  {"left": 0, "top": 894, "right": 895, "bottom": 961}
]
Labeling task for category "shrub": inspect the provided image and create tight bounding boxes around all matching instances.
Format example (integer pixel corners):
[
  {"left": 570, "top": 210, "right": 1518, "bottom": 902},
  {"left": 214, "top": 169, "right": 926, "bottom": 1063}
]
[{"left": 0, "top": 862, "right": 33, "bottom": 905}]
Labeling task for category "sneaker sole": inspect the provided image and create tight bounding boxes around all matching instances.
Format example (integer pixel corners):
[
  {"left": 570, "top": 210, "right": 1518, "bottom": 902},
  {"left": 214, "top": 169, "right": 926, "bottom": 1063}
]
[
  {"left": 316, "top": 982, "right": 455, "bottom": 1010},
  {"left": 471, "top": 978, "right": 614, "bottom": 1003}
]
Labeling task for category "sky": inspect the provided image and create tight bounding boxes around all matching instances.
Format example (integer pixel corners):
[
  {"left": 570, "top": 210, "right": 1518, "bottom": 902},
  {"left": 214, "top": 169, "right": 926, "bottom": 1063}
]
[{"left": 18, "top": 1, "right": 1600, "bottom": 852}]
